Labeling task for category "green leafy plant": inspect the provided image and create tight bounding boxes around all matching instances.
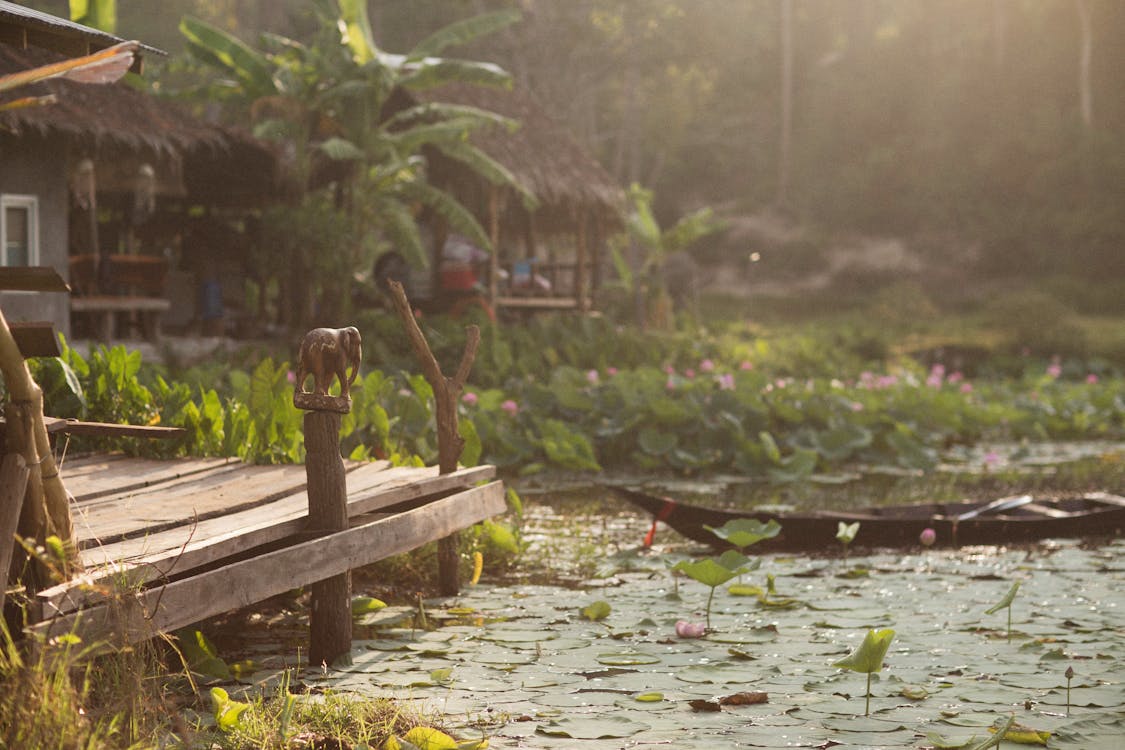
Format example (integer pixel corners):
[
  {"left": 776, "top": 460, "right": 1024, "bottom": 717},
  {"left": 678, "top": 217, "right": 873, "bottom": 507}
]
[
  {"left": 672, "top": 552, "right": 760, "bottom": 630},
  {"left": 833, "top": 628, "right": 895, "bottom": 716},
  {"left": 985, "top": 581, "right": 1021, "bottom": 642}
]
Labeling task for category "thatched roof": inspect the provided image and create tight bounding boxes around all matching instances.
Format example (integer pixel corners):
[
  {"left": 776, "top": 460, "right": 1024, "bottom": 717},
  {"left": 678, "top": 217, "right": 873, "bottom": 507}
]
[
  {"left": 405, "top": 83, "right": 624, "bottom": 233},
  {"left": 0, "top": 0, "right": 162, "bottom": 69},
  {"left": 0, "top": 45, "right": 276, "bottom": 204}
]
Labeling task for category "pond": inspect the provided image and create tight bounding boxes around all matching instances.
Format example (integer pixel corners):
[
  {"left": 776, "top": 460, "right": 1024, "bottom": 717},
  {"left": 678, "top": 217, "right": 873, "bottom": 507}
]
[{"left": 223, "top": 480, "right": 1124, "bottom": 749}]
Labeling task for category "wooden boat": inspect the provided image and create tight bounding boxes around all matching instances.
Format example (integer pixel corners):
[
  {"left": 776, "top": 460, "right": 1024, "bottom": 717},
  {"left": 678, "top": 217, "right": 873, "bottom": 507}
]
[{"left": 609, "top": 486, "right": 1125, "bottom": 551}]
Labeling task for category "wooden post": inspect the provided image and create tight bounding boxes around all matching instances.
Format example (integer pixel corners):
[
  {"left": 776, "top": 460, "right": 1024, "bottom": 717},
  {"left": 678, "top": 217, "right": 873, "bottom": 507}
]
[
  {"left": 303, "top": 410, "right": 351, "bottom": 667},
  {"left": 387, "top": 280, "right": 480, "bottom": 595},
  {"left": 292, "top": 326, "right": 363, "bottom": 667}
]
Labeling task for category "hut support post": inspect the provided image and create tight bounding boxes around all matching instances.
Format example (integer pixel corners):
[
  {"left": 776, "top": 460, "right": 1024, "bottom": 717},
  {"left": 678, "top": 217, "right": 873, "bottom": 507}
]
[
  {"left": 487, "top": 188, "right": 501, "bottom": 310},
  {"left": 387, "top": 280, "right": 480, "bottom": 596},
  {"left": 575, "top": 211, "right": 589, "bottom": 311},
  {"left": 303, "top": 409, "right": 352, "bottom": 667}
]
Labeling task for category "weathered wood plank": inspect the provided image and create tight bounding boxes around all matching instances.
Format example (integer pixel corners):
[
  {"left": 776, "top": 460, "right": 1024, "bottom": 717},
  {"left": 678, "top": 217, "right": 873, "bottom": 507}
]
[
  {"left": 10, "top": 321, "right": 61, "bottom": 358},
  {"left": 44, "top": 417, "right": 185, "bottom": 439},
  {"left": 72, "top": 463, "right": 313, "bottom": 544},
  {"left": 63, "top": 456, "right": 237, "bottom": 503},
  {"left": 38, "top": 463, "right": 495, "bottom": 616},
  {"left": 31, "top": 482, "right": 507, "bottom": 644},
  {"left": 0, "top": 266, "right": 69, "bottom": 292}
]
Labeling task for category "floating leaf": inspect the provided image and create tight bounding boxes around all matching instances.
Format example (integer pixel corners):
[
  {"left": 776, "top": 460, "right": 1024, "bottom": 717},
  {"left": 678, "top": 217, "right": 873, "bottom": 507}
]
[
  {"left": 719, "top": 691, "right": 768, "bottom": 706},
  {"left": 402, "top": 727, "right": 458, "bottom": 750},
  {"left": 688, "top": 698, "right": 722, "bottom": 712},
  {"left": 900, "top": 685, "right": 929, "bottom": 700},
  {"left": 634, "top": 692, "right": 664, "bottom": 702},
  {"left": 988, "top": 721, "right": 1050, "bottom": 745},
  {"left": 538, "top": 715, "right": 650, "bottom": 739},
  {"left": 430, "top": 667, "right": 454, "bottom": 685},
  {"left": 581, "top": 601, "right": 612, "bottom": 621}
]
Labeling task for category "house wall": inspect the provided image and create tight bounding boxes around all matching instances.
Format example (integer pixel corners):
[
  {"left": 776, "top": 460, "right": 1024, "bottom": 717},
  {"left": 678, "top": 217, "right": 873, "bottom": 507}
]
[{"left": 0, "top": 133, "right": 70, "bottom": 338}]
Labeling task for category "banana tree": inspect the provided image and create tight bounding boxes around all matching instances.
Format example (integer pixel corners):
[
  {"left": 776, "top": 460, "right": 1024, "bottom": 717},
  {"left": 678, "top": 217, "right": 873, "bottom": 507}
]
[
  {"left": 610, "top": 183, "right": 723, "bottom": 327},
  {"left": 179, "top": 0, "right": 529, "bottom": 278}
]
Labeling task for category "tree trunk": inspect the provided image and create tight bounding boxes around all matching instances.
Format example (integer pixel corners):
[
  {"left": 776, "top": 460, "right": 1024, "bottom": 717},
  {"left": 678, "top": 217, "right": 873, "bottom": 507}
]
[
  {"left": 1074, "top": 0, "right": 1093, "bottom": 130},
  {"left": 777, "top": 0, "right": 794, "bottom": 208},
  {"left": 386, "top": 281, "right": 480, "bottom": 595}
]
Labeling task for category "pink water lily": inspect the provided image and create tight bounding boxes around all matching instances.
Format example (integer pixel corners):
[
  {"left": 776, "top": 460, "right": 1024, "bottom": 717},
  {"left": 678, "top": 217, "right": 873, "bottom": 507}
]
[
  {"left": 1086, "top": 373, "right": 1099, "bottom": 384},
  {"left": 501, "top": 399, "right": 519, "bottom": 415},
  {"left": 607, "top": 366, "right": 618, "bottom": 376},
  {"left": 700, "top": 359, "right": 715, "bottom": 372},
  {"left": 740, "top": 360, "right": 754, "bottom": 371},
  {"left": 586, "top": 369, "right": 599, "bottom": 384},
  {"left": 717, "top": 373, "right": 735, "bottom": 391},
  {"left": 675, "top": 620, "right": 707, "bottom": 638},
  {"left": 461, "top": 391, "right": 478, "bottom": 406},
  {"left": 919, "top": 528, "right": 936, "bottom": 547}
]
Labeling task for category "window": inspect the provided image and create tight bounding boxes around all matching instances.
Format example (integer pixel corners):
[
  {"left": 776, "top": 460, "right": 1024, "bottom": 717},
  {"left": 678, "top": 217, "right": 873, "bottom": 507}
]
[{"left": 1, "top": 194, "right": 39, "bottom": 267}]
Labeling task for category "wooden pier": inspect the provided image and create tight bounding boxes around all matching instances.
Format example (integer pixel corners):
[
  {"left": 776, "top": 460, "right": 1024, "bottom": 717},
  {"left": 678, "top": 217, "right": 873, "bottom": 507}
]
[{"left": 29, "top": 455, "right": 505, "bottom": 646}]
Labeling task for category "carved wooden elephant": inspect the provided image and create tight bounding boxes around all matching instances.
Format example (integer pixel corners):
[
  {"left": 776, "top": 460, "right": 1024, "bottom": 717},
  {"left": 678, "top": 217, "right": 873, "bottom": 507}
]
[{"left": 295, "top": 326, "right": 362, "bottom": 398}]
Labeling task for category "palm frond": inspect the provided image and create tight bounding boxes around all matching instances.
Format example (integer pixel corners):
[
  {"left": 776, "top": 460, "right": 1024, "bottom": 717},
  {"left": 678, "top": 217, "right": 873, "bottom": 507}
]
[
  {"left": 402, "top": 181, "right": 493, "bottom": 252},
  {"left": 382, "top": 102, "right": 519, "bottom": 133},
  {"left": 431, "top": 139, "right": 538, "bottom": 210},
  {"left": 397, "top": 59, "right": 512, "bottom": 92},
  {"left": 407, "top": 9, "right": 522, "bottom": 61}
]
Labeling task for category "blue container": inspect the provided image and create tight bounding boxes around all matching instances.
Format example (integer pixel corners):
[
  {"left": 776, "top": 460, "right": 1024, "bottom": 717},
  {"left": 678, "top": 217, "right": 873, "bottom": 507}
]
[{"left": 200, "top": 280, "right": 223, "bottom": 320}]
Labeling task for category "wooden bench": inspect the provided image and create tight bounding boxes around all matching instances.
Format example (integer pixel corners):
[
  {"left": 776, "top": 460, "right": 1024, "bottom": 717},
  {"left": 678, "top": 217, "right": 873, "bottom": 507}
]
[
  {"left": 69, "top": 295, "right": 170, "bottom": 341},
  {"left": 69, "top": 254, "right": 170, "bottom": 340}
]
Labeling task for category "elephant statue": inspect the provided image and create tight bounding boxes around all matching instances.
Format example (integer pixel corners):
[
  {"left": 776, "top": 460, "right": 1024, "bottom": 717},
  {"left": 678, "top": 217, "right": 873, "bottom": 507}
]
[{"left": 295, "top": 326, "right": 362, "bottom": 399}]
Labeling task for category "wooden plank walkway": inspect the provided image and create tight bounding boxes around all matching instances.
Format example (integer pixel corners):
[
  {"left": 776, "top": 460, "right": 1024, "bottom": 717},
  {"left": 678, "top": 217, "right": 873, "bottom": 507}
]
[{"left": 32, "top": 455, "right": 506, "bottom": 642}]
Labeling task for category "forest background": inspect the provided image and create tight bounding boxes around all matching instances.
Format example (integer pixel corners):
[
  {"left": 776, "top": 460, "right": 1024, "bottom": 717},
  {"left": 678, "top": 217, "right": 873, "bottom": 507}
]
[{"left": 20, "top": 0, "right": 1125, "bottom": 305}]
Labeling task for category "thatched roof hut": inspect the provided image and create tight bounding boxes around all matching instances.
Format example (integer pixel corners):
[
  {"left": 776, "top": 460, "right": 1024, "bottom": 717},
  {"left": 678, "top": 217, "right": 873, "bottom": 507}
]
[
  {"left": 0, "top": 45, "right": 275, "bottom": 205},
  {"left": 398, "top": 83, "right": 624, "bottom": 311}
]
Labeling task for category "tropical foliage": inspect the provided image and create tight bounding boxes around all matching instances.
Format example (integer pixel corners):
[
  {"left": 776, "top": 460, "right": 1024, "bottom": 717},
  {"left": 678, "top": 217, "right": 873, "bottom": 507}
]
[{"left": 173, "top": 0, "right": 524, "bottom": 325}]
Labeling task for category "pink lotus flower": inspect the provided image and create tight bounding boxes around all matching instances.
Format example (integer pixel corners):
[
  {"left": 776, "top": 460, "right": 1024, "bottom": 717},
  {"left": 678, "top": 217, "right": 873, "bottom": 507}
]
[
  {"left": 685, "top": 368, "right": 696, "bottom": 379},
  {"left": 664, "top": 364, "right": 676, "bottom": 375},
  {"left": 919, "top": 528, "right": 936, "bottom": 547},
  {"left": 960, "top": 382, "right": 973, "bottom": 394},
  {"left": 740, "top": 360, "right": 754, "bottom": 371},
  {"left": 286, "top": 370, "right": 297, "bottom": 384},
  {"left": 665, "top": 377, "right": 676, "bottom": 391},
  {"left": 717, "top": 373, "right": 735, "bottom": 391},
  {"left": 1086, "top": 373, "right": 1099, "bottom": 384},
  {"left": 675, "top": 620, "right": 707, "bottom": 638},
  {"left": 700, "top": 359, "right": 715, "bottom": 373},
  {"left": 607, "top": 367, "right": 618, "bottom": 376},
  {"left": 947, "top": 371, "right": 964, "bottom": 384},
  {"left": 1047, "top": 361, "right": 1062, "bottom": 378},
  {"left": 461, "top": 391, "right": 478, "bottom": 406},
  {"left": 586, "top": 369, "right": 599, "bottom": 384},
  {"left": 501, "top": 399, "right": 519, "bottom": 415}
]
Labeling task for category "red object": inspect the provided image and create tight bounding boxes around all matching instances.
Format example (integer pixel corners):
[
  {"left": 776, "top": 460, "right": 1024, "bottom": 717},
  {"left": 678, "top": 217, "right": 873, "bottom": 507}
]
[
  {"left": 642, "top": 499, "right": 678, "bottom": 547},
  {"left": 440, "top": 266, "right": 477, "bottom": 291}
]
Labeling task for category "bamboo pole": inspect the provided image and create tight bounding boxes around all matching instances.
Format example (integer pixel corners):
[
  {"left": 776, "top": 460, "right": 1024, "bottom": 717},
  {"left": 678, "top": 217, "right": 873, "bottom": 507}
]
[
  {"left": 0, "top": 307, "right": 81, "bottom": 580},
  {"left": 386, "top": 280, "right": 480, "bottom": 595}
]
